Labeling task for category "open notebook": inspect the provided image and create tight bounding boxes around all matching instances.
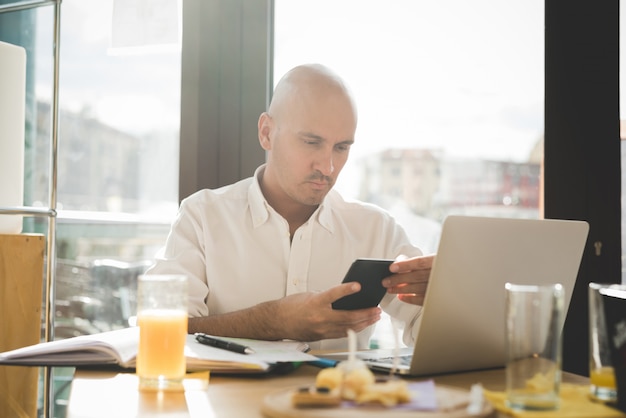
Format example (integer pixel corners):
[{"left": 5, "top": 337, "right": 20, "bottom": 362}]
[
  {"left": 326, "top": 215, "right": 589, "bottom": 376},
  {"left": 0, "top": 327, "right": 315, "bottom": 374}
]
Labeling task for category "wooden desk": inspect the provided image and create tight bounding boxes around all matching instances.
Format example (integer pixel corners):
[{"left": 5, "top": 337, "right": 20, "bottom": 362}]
[{"left": 66, "top": 365, "right": 589, "bottom": 418}]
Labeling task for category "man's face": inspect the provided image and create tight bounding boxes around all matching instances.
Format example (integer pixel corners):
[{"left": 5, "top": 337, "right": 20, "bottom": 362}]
[{"left": 263, "top": 91, "right": 357, "bottom": 207}]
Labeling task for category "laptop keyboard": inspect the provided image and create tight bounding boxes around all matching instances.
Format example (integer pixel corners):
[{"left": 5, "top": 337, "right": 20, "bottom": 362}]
[{"left": 362, "top": 355, "right": 413, "bottom": 367}]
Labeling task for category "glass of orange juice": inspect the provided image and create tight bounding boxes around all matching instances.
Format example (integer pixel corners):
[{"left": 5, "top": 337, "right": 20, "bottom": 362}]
[
  {"left": 136, "top": 274, "right": 188, "bottom": 391},
  {"left": 588, "top": 283, "right": 623, "bottom": 402}
]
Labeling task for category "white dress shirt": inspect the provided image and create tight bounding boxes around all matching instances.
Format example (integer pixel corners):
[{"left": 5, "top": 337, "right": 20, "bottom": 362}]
[{"left": 147, "top": 165, "right": 423, "bottom": 350}]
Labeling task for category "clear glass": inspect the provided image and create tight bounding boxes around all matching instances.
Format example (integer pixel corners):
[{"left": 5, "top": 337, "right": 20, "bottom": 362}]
[
  {"left": 505, "top": 283, "right": 564, "bottom": 411},
  {"left": 136, "top": 274, "right": 188, "bottom": 392},
  {"left": 588, "top": 283, "right": 625, "bottom": 402}
]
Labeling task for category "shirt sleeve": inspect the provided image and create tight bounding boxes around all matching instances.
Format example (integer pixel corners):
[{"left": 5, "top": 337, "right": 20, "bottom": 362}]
[
  {"left": 145, "top": 197, "right": 210, "bottom": 317},
  {"left": 380, "top": 295, "right": 423, "bottom": 346},
  {"left": 378, "top": 218, "right": 426, "bottom": 347}
]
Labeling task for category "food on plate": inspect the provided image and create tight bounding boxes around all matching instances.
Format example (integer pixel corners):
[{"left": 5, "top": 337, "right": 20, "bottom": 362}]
[
  {"left": 291, "top": 385, "right": 342, "bottom": 407},
  {"left": 355, "top": 379, "right": 412, "bottom": 407},
  {"left": 315, "top": 367, "right": 343, "bottom": 390},
  {"left": 341, "top": 366, "right": 376, "bottom": 400},
  {"left": 293, "top": 329, "right": 412, "bottom": 408},
  {"left": 294, "top": 363, "right": 412, "bottom": 408}
]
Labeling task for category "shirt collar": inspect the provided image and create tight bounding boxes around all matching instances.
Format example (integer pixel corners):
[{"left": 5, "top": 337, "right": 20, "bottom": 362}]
[
  {"left": 248, "top": 165, "right": 270, "bottom": 228},
  {"left": 316, "top": 193, "right": 335, "bottom": 233},
  {"left": 247, "top": 164, "right": 336, "bottom": 233}
]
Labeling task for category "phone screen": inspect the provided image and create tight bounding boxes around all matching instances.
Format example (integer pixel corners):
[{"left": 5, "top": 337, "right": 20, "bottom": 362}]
[{"left": 331, "top": 258, "right": 394, "bottom": 310}]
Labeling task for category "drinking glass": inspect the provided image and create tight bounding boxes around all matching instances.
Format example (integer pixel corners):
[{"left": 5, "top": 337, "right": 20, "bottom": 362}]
[
  {"left": 505, "top": 283, "right": 564, "bottom": 411},
  {"left": 588, "top": 283, "right": 624, "bottom": 402},
  {"left": 136, "top": 274, "right": 188, "bottom": 391}
]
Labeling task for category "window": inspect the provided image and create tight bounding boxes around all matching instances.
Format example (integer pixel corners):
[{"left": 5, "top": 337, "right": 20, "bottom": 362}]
[
  {"left": 6, "top": 0, "right": 182, "bottom": 338},
  {"left": 273, "top": 0, "right": 543, "bottom": 347},
  {"left": 274, "top": 0, "right": 544, "bottom": 255},
  {"left": 0, "top": 1, "right": 181, "bottom": 414}
]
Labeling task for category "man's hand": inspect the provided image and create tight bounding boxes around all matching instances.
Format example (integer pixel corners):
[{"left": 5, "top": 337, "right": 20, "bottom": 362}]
[
  {"left": 381, "top": 254, "right": 435, "bottom": 305},
  {"left": 188, "top": 281, "right": 381, "bottom": 342},
  {"left": 277, "top": 282, "right": 382, "bottom": 341}
]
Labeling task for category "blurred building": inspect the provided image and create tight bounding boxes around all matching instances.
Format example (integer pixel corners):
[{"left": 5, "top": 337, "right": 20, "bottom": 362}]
[{"left": 356, "top": 147, "right": 541, "bottom": 222}]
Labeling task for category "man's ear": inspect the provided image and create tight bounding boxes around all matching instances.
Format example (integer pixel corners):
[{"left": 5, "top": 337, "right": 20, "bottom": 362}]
[{"left": 258, "top": 112, "right": 273, "bottom": 151}]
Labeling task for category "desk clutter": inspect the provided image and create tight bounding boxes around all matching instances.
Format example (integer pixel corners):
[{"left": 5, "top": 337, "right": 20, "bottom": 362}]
[
  {"left": 262, "top": 383, "right": 493, "bottom": 417},
  {"left": 483, "top": 384, "right": 625, "bottom": 418},
  {"left": 0, "top": 327, "right": 315, "bottom": 373},
  {"left": 261, "top": 347, "right": 494, "bottom": 417}
]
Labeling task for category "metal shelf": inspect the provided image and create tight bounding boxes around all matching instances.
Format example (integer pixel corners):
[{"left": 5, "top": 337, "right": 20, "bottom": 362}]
[
  {"left": 0, "top": 206, "right": 56, "bottom": 217},
  {"left": 0, "top": 0, "right": 56, "bottom": 14},
  {"left": 0, "top": 1, "right": 61, "bottom": 417}
]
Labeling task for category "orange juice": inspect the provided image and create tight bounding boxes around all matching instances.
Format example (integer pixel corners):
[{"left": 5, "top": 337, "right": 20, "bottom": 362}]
[
  {"left": 590, "top": 366, "right": 616, "bottom": 389},
  {"left": 137, "top": 310, "right": 188, "bottom": 381}
]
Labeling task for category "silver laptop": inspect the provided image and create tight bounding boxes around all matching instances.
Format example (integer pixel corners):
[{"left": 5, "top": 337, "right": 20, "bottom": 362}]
[{"left": 326, "top": 215, "right": 589, "bottom": 376}]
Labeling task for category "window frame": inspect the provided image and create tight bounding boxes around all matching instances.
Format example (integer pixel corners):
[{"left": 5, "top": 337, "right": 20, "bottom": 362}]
[
  {"left": 179, "top": 0, "right": 270, "bottom": 198},
  {"left": 544, "top": 0, "right": 620, "bottom": 376}
]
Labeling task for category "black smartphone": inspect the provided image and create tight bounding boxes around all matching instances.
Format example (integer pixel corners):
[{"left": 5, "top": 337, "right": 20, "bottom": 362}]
[{"left": 331, "top": 258, "right": 394, "bottom": 310}]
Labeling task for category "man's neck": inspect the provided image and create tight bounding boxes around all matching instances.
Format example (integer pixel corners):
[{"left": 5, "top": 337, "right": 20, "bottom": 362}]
[
  {"left": 258, "top": 166, "right": 319, "bottom": 232},
  {"left": 284, "top": 206, "right": 318, "bottom": 238},
  {"left": 257, "top": 168, "right": 318, "bottom": 236},
  {"left": 266, "top": 195, "right": 318, "bottom": 238}
]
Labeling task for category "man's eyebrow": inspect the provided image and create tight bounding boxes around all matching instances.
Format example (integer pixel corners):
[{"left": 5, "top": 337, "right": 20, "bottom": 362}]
[
  {"left": 299, "top": 131, "right": 354, "bottom": 145},
  {"left": 299, "top": 131, "right": 325, "bottom": 141}
]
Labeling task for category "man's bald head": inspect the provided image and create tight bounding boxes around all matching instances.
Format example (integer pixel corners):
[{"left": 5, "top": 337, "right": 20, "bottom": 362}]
[
  {"left": 268, "top": 64, "right": 357, "bottom": 123},
  {"left": 256, "top": 63, "right": 358, "bottom": 215}
]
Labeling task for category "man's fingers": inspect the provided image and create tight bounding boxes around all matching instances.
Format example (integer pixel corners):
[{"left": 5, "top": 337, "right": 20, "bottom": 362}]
[
  {"left": 397, "top": 294, "right": 425, "bottom": 305},
  {"left": 390, "top": 254, "right": 435, "bottom": 273},
  {"left": 323, "top": 282, "right": 361, "bottom": 305},
  {"left": 382, "top": 271, "right": 429, "bottom": 290}
]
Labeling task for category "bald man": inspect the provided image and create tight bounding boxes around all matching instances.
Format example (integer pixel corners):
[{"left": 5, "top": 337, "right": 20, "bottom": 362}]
[{"left": 147, "top": 64, "right": 433, "bottom": 350}]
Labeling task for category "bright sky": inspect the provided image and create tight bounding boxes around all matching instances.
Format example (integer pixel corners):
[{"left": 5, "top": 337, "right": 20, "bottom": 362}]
[
  {"left": 271, "top": 0, "right": 549, "bottom": 198},
  {"left": 274, "top": 0, "right": 545, "bottom": 163},
  {"left": 34, "top": 0, "right": 182, "bottom": 136}
]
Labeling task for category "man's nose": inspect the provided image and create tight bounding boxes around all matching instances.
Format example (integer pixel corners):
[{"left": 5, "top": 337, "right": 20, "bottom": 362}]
[{"left": 315, "top": 149, "right": 335, "bottom": 176}]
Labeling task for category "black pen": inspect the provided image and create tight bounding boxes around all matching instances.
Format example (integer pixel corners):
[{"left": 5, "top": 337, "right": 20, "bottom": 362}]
[{"left": 194, "top": 333, "right": 256, "bottom": 355}]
